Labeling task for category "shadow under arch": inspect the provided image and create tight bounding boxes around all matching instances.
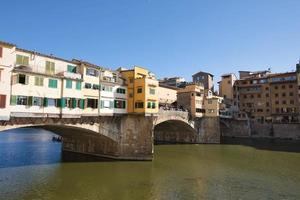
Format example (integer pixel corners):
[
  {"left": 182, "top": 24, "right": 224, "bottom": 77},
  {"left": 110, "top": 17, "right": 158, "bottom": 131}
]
[{"left": 154, "top": 120, "right": 198, "bottom": 144}]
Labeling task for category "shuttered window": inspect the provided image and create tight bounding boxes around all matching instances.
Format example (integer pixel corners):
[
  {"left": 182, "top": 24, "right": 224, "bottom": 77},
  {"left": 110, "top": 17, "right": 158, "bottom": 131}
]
[
  {"left": 0, "top": 94, "right": 6, "bottom": 108},
  {"left": 67, "top": 65, "right": 77, "bottom": 73},
  {"left": 16, "top": 55, "right": 29, "bottom": 66},
  {"left": 76, "top": 81, "right": 81, "bottom": 90},
  {"left": 0, "top": 47, "right": 3, "bottom": 58},
  {"left": 45, "top": 61, "right": 55, "bottom": 75},
  {"left": 114, "top": 100, "right": 126, "bottom": 109},
  {"left": 66, "top": 79, "right": 72, "bottom": 89},
  {"left": 48, "top": 79, "right": 58, "bottom": 88},
  {"left": 34, "top": 76, "right": 44, "bottom": 86}
]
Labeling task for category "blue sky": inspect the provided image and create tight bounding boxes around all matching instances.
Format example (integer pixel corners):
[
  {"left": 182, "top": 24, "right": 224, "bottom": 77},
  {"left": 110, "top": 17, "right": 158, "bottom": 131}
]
[{"left": 1, "top": 0, "right": 300, "bottom": 85}]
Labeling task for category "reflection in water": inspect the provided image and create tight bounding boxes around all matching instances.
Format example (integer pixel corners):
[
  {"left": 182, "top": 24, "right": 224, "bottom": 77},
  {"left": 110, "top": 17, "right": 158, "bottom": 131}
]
[{"left": 0, "top": 128, "right": 300, "bottom": 200}]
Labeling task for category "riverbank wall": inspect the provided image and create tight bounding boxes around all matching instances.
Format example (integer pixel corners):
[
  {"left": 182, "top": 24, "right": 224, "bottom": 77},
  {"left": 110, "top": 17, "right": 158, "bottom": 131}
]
[{"left": 220, "top": 119, "right": 300, "bottom": 140}]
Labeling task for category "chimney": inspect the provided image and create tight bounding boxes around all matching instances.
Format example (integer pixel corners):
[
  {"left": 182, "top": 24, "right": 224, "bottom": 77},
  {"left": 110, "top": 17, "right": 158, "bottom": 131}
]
[{"left": 297, "top": 59, "right": 300, "bottom": 73}]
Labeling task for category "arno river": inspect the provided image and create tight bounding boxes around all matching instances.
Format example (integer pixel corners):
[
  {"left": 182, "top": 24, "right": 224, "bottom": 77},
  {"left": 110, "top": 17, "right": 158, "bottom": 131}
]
[{"left": 0, "top": 128, "right": 300, "bottom": 200}]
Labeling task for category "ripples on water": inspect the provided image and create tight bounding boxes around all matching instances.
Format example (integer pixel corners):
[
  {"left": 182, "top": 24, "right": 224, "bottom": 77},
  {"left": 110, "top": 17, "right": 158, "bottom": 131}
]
[{"left": 0, "top": 128, "right": 300, "bottom": 200}]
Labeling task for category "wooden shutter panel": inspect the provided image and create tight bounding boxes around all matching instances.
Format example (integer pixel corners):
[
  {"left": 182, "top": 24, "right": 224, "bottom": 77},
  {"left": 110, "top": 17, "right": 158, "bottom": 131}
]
[
  {"left": 28, "top": 96, "right": 33, "bottom": 106},
  {"left": 79, "top": 99, "right": 85, "bottom": 109},
  {"left": 0, "top": 95, "right": 6, "bottom": 108},
  {"left": 72, "top": 98, "right": 77, "bottom": 108},
  {"left": 25, "top": 75, "right": 29, "bottom": 85},
  {"left": 43, "top": 98, "right": 48, "bottom": 107},
  {"left": 0, "top": 47, "right": 3, "bottom": 58},
  {"left": 122, "top": 101, "right": 126, "bottom": 109}
]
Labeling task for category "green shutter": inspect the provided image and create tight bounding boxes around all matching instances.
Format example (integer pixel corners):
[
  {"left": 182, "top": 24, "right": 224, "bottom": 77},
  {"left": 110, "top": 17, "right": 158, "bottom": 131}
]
[
  {"left": 16, "top": 55, "right": 22, "bottom": 65},
  {"left": 109, "top": 101, "right": 113, "bottom": 109},
  {"left": 79, "top": 99, "right": 85, "bottom": 109},
  {"left": 28, "top": 96, "right": 33, "bottom": 106},
  {"left": 122, "top": 101, "right": 126, "bottom": 108},
  {"left": 60, "top": 98, "right": 66, "bottom": 108},
  {"left": 24, "top": 56, "right": 29, "bottom": 66},
  {"left": 66, "top": 80, "right": 72, "bottom": 88},
  {"left": 76, "top": 81, "right": 81, "bottom": 90},
  {"left": 43, "top": 98, "right": 48, "bottom": 107},
  {"left": 10, "top": 95, "right": 17, "bottom": 105},
  {"left": 72, "top": 98, "right": 77, "bottom": 108},
  {"left": 114, "top": 100, "right": 117, "bottom": 108},
  {"left": 147, "top": 102, "right": 151, "bottom": 108},
  {"left": 152, "top": 102, "right": 156, "bottom": 109}
]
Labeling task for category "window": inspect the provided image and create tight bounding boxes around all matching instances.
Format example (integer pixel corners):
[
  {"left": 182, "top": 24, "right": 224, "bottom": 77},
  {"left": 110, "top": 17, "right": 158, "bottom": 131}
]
[
  {"left": 149, "top": 88, "right": 155, "bottom": 95},
  {"left": 129, "top": 93, "right": 133, "bottom": 98},
  {"left": 275, "top": 86, "right": 278, "bottom": 89},
  {"left": 17, "top": 96, "right": 28, "bottom": 105},
  {"left": 147, "top": 101, "right": 156, "bottom": 109},
  {"left": 76, "top": 81, "right": 81, "bottom": 90},
  {"left": 34, "top": 77, "right": 44, "bottom": 86},
  {"left": 0, "top": 47, "right": 2, "bottom": 58},
  {"left": 290, "top": 100, "right": 294, "bottom": 105},
  {"left": 0, "top": 94, "right": 6, "bottom": 108},
  {"left": 87, "top": 98, "right": 98, "bottom": 109},
  {"left": 257, "top": 94, "right": 261, "bottom": 98},
  {"left": 66, "top": 80, "right": 72, "bottom": 89},
  {"left": 47, "top": 98, "right": 57, "bottom": 107},
  {"left": 85, "top": 83, "right": 92, "bottom": 89},
  {"left": 33, "top": 97, "right": 43, "bottom": 106},
  {"left": 265, "top": 87, "right": 269, "bottom": 90},
  {"left": 101, "top": 85, "right": 113, "bottom": 92},
  {"left": 275, "top": 101, "right": 279, "bottom": 105},
  {"left": 16, "top": 55, "right": 29, "bottom": 66},
  {"left": 137, "top": 87, "right": 143, "bottom": 93},
  {"left": 129, "top": 78, "right": 133, "bottom": 83},
  {"left": 46, "top": 61, "right": 55, "bottom": 75},
  {"left": 266, "top": 93, "right": 269, "bottom": 97},
  {"left": 289, "top": 85, "right": 293, "bottom": 89},
  {"left": 289, "top": 92, "right": 293, "bottom": 96},
  {"left": 275, "top": 93, "right": 278, "bottom": 97},
  {"left": 282, "top": 85, "right": 285, "bottom": 89},
  {"left": 282, "top": 100, "right": 286, "bottom": 104},
  {"left": 266, "top": 102, "right": 270, "bottom": 107},
  {"left": 116, "top": 88, "right": 126, "bottom": 94},
  {"left": 100, "top": 100, "right": 113, "bottom": 109},
  {"left": 135, "top": 101, "right": 144, "bottom": 108},
  {"left": 16, "top": 74, "right": 28, "bottom": 85},
  {"left": 67, "top": 65, "right": 77, "bottom": 73},
  {"left": 114, "top": 100, "right": 126, "bottom": 109},
  {"left": 92, "top": 84, "right": 100, "bottom": 90},
  {"left": 282, "top": 93, "right": 286, "bottom": 97},
  {"left": 48, "top": 79, "right": 58, "bottom": 88},
  {"left": 86, "top": 68, "right": 99, "bottom": 77}
]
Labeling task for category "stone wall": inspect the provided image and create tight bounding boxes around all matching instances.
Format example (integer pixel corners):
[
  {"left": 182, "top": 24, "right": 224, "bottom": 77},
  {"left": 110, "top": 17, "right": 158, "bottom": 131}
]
[
  {"left": 195, "top": 117, "right": 220, "bottom": 143},
  {"left": 220, "top": 119, "right": 250, "bottom": 137},
  {"left": 220, "top": 119, "right": 300, "bottom": 140},
  {"left": 119, "top": 115, "right": 154, "bottom": 160}
]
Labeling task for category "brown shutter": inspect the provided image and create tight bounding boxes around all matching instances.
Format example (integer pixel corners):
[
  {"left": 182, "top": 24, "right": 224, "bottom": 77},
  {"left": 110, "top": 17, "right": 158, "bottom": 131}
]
[
  {"left": 0, "top": 95, "right": 6, "bottom": 108},
  {"left": 0, "top": 47, "right": 3, "bottom": 58}
]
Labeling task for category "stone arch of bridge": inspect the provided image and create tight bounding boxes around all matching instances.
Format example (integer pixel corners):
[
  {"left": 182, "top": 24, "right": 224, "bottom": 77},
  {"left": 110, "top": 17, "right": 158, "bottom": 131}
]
[
  {"left": 153, "top": 120, "right": 198, "bottom": 144},
  {"left": 0, "top": 123, "right": 120, "bottom": 158}
]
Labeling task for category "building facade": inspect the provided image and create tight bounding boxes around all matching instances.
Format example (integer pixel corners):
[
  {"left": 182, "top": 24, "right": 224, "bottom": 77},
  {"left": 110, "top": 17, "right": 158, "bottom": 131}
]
[
  {"left": 192, "top": 71, "right": 214, "bottom": 92},
  {"left": 218, "top": 73, "right": 237, "bottom": 100},
  {"left": 120, "top": 66, "right": 159, "bottom": 114},
  {"left": 233, "top": 69, "right": 299, "bottom": 122},
  {"left": 159, "top": 77, "right": 185, "bottom": 87},
  {"left": 157, "top": 83, "right": 178, "bottom": 107},
  {"left": 177, "top": 83, "right": 205, "bottom": 118}
]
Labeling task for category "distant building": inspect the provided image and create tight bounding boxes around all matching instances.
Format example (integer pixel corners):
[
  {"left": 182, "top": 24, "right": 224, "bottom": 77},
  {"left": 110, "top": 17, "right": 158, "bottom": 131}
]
[
  {"left": 159, "top": 77, "right": 185, "bottom": 87},
  {"left": 157, "top": 83, "right": 178, "bottom": 107},
  {"left": 218, "top": 73, "right": 237, "bottom": 100},
  {"left": 233, "top": 68, "right": 300, "bottom": 123},
  {"left": 192, "top": 71, "right": 214, "bottom": 92},
  {"left": 177, "top": 83, "right": 205, "bottom": 118},
  {"left": 204, "top": 95, "right": 223, "bottom": 117}
]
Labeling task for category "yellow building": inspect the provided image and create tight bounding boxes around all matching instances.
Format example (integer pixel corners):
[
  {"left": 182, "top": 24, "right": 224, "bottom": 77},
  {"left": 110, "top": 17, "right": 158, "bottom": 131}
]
[{"left": 120, "top": 66, "right": 158, "bottom": 114}]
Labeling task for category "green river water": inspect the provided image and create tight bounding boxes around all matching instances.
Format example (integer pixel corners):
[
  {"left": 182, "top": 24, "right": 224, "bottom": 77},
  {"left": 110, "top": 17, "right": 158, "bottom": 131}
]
[{"left": 0, "top": 128, "right": 300, "bottom": 200}]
